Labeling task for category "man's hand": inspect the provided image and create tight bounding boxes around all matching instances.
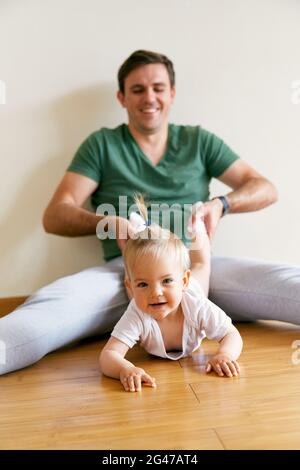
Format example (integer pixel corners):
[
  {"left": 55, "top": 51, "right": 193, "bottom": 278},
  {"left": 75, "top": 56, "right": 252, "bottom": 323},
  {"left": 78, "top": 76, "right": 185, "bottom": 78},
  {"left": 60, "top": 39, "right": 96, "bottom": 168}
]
[
  {"left": 206, "top": 353, "right": 240, "bottom": 377},
  {"left": 191, "top": 199, "right": 223, "bottom": 240},
  {"left": 120, "top": 366, "right": 157, "bottom": 392}
]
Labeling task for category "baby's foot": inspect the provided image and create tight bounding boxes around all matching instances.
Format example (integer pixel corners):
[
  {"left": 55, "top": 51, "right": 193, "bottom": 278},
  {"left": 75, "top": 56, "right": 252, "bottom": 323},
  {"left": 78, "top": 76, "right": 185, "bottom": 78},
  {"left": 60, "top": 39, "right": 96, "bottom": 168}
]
[
  {"left": 188, "top": 202, "right": 211, "bottom": 256},
  {"left": 187, "top": 201, "right": 206, "bottom": 238}
]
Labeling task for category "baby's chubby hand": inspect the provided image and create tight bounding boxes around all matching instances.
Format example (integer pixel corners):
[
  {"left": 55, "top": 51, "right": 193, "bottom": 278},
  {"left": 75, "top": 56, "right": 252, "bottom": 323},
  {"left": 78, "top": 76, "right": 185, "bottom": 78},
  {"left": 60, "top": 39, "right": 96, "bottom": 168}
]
[
  {"left": 206, "top": 353, "right": 240, "bottom": 377},
  {"left": 120, "top": 366, "right": 157, "bottom": 392}
]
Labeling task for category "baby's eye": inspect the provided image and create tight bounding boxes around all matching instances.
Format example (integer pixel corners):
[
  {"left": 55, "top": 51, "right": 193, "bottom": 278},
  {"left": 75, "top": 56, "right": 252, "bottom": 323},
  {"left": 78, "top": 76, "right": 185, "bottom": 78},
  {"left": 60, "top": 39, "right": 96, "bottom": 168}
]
[
  {"left": 163, "top": 278, "right": 173, "bottom": 284},
  {"left": 137, "top": 282, "right": 147, "bottom": 288}
]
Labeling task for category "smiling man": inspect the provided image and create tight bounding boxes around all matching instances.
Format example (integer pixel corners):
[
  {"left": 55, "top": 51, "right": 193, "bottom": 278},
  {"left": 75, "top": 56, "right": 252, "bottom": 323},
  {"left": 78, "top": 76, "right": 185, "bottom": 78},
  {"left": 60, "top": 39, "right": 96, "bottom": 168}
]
[{"left": 1, "top": 49, "right": 299, "bottom": 376}]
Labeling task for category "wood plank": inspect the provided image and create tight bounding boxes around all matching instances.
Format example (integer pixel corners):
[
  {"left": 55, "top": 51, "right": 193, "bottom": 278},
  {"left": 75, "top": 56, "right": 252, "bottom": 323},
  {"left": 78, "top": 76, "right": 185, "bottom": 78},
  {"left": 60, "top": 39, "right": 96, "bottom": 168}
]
[
  {"left": 0, "top": 417, "right": 223, "bottom": 450},
  {"left": 216, "top": 418, "right": 300, "bottom": 450},
  {"left": 1, "top": 320, "right": 300, "bottom": 449},
  {"left": 180, "top": 320, "right": 300, "bottom": 379},
  {"left": 0, "top": 371, "right": 222, "bottom": 450}
]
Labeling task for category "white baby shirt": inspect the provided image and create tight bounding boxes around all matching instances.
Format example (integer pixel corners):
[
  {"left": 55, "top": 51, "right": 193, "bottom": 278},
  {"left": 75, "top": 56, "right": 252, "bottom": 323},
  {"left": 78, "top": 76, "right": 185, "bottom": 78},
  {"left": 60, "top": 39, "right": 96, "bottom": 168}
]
[{"left": 111, "top": 277, "right": 232, "bottom": 360}]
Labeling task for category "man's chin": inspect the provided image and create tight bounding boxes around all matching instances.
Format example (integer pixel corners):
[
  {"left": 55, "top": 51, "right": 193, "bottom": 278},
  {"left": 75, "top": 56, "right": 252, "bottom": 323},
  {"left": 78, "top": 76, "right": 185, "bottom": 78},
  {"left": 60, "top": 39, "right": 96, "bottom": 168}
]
[{"left": 135, "top": 119, "right": 165, "bottom": 135}]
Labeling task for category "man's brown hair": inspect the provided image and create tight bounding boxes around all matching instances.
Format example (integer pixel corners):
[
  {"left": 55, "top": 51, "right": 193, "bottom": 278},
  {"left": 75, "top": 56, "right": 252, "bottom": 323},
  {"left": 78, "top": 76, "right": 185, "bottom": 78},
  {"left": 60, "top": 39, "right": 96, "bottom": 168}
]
[{"left": 118, "top": 49, "right": 175, "bottom": 94}]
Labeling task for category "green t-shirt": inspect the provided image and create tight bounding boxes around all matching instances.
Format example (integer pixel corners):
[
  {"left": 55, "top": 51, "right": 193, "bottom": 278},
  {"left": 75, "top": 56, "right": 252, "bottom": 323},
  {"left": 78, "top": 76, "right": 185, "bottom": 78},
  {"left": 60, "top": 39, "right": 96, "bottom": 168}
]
[{"left": 67, "top": 123, "right": 239, "bottom": 261}]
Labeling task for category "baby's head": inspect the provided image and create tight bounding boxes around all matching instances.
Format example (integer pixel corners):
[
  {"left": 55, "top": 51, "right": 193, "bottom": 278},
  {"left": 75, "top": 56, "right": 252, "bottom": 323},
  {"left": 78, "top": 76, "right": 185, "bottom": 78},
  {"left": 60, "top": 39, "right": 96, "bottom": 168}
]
[{"left": 123, "top": 195, "right": 191, "bottom": 320}]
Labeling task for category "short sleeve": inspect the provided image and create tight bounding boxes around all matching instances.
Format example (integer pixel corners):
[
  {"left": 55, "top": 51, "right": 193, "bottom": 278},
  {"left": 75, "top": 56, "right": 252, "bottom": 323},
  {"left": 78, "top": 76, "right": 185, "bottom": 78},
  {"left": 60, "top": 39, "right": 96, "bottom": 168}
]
[
  {"left": 198, "top": 297, "right": 232, "bottom": 341},
  {"left": 67, "top": 132, "right": 102, "bottom": 183},
  {"left": 111, "top": 302, "right": 144, "bottom": 348},
  {"left": 200, "top": 128, "right": 240, "bottom": 178}
]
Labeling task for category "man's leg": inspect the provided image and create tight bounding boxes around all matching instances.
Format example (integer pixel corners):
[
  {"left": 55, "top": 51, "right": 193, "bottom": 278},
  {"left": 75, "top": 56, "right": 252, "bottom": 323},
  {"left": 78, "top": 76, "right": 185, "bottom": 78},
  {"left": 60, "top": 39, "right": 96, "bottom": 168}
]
[
  {"left": 0, "top": 256, "right": 128, "bottom": 375},
  {"left": 210, "top": 256, "right": 300, "bottom": 324}
]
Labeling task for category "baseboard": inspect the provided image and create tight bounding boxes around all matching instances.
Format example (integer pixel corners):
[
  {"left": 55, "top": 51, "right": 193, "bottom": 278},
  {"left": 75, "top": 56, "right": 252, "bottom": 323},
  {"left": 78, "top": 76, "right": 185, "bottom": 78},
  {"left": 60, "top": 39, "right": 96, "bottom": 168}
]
[{"left": 0, "top": 296, "right": 28, "bottom": 317}]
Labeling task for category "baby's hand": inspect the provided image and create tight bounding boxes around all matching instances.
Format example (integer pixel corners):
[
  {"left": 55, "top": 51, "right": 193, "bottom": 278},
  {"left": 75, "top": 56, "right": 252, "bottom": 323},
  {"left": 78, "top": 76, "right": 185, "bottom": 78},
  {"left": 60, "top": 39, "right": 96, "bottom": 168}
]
[
  {"left": 206, "top": 354, "right": 240, "bottom": 377},
  {"left": 120, "top": 366, "right": 156, "bottom": 392}
]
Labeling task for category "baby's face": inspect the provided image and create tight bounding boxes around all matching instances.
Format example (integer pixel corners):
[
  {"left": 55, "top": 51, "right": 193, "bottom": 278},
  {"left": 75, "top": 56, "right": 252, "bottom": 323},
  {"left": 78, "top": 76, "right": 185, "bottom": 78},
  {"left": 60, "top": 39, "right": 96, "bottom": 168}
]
[{"left": 126, "top": 253, "right": 190, "bottom": 321}]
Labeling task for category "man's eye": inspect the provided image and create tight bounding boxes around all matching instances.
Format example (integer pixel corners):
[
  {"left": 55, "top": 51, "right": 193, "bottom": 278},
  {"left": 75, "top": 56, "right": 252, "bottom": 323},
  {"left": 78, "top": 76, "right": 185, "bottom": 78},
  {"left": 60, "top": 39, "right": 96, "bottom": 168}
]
[
  {"left": 163, "top": 278, "right": 173, "bottom": 284},
  {"left": 154, "top": 88, "right": 164, "bottom": 93},
  {"left": 137, "top": 282, "right": 147, "bottom": 288}
]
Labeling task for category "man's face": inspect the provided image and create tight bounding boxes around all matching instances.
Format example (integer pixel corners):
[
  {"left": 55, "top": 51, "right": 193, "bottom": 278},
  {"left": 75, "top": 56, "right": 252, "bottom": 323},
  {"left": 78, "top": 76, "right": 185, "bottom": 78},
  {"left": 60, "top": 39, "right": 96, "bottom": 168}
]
[{"left": 117, "top": 63, "right": 176, "bottom": 134}]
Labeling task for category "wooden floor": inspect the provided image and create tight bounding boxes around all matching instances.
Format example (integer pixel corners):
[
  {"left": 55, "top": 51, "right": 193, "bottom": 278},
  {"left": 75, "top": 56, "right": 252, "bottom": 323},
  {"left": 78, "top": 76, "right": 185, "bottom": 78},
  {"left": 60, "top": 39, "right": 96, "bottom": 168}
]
[{"left": 1, "top": 318, "right": 300, "bottom": 450}]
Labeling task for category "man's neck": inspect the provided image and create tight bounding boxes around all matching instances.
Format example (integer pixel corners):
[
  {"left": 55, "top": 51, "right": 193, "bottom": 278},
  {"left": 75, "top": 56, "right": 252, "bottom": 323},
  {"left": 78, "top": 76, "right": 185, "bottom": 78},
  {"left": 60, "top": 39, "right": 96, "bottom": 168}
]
[
  {"left": 128, "top": 122, "right": 168, "bottom": 149},
  {"left": 128, "top": 122, "right": 169, "bottom": 165}
]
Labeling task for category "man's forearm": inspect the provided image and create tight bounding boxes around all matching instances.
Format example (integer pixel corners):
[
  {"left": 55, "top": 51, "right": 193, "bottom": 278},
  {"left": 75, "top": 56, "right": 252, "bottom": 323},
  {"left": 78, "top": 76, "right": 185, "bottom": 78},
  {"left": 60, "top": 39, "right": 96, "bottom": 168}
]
[
  {"left": 43, "top": 202, "right": 103, "bottom": 236},
  {"left": 226, "top": 177, "right": 278, "bottom": 213}
]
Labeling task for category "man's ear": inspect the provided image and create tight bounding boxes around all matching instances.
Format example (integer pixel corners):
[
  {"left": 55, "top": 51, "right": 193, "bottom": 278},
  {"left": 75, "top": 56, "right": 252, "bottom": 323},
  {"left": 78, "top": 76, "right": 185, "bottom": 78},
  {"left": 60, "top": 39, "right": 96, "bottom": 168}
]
[
  {"left": 170, "top": 86, "right": 176, "bottom": 103},
  {"left": 117, "top": 90, "right": 126, "bottom": 108},
  {"left": 182, "top": 269, "right": 191, "bottom": 290}
]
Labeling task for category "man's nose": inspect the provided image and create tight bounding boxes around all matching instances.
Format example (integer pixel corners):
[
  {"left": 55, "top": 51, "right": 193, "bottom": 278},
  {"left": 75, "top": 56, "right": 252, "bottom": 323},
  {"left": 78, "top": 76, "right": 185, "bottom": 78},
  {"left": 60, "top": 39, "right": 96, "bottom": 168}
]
[{"left": 143, "top": 88, "right": 156, "bottom": 103}]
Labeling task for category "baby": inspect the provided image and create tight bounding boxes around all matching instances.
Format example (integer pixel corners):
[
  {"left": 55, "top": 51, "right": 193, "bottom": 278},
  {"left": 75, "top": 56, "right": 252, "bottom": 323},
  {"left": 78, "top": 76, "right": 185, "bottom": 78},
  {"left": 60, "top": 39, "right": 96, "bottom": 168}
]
[{"left": 99, "top": 196, "right": 243, "bottom": 392}]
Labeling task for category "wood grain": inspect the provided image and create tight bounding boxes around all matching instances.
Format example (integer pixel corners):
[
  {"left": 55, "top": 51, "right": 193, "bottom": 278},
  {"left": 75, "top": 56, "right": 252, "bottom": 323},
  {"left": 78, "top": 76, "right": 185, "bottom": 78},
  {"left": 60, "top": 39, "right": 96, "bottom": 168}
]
[{"left": 0, "top": 320, "right": 300, "bottom": 449}]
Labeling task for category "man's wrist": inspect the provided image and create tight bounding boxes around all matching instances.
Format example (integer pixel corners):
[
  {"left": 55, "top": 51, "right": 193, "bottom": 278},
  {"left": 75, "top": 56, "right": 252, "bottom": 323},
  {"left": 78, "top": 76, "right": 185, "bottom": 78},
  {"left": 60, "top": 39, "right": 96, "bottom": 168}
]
[{"left": 212, "top": 196, "right": 230, "bottom": 217}]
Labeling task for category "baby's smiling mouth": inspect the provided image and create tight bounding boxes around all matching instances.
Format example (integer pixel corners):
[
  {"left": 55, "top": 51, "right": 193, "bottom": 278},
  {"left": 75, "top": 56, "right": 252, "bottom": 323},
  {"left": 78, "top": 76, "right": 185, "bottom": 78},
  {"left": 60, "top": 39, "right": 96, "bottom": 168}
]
[{"left": 149, "top": 302, "right": 167, "bottom": 307}]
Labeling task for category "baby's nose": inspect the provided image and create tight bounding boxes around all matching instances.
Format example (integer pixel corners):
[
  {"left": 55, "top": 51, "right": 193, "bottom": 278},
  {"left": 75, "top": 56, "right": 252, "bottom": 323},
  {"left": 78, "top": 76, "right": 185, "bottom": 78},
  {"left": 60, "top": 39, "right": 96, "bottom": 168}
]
[{"left": 150, "top": 284, "right": 163, "bottom": 296}]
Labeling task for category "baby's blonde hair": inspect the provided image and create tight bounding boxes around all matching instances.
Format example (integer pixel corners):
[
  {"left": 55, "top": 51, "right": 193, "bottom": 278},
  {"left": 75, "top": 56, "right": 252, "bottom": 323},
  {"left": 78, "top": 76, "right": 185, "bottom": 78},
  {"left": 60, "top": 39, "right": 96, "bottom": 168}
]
[{"left": 124, "top": 193, "right": 191, "bottom": 279}]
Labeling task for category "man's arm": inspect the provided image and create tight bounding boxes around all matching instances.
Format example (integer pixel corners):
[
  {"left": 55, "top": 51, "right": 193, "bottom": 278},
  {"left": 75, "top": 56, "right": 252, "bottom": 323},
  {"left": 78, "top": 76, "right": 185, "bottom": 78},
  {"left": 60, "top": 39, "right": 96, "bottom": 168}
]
[
  {"left": 218, "top": 159, "right": 278, "bottom": 213},
  {"left": 199, "top": 159, "right": 278, "bottom": 239},
  {"left": 42, "top": 171, "right": 102, "bottom": 236}
]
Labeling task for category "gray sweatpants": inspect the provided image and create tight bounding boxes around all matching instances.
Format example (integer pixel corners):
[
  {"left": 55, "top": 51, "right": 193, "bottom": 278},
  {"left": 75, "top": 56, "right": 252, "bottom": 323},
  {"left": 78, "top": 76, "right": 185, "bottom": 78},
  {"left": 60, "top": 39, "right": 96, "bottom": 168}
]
[{"left": 0, "top": 256, "right": 300, "bottom": 375}]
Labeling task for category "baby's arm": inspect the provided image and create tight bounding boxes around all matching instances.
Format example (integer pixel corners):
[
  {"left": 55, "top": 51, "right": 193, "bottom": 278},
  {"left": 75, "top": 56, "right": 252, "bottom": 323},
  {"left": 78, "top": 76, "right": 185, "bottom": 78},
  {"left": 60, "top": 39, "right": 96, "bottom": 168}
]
[
  {"left": 206, "top": 325, "right": 243, "bottom": 377},
  {"left": 99, "top": 337, "right": 156, "bottom": 392}
]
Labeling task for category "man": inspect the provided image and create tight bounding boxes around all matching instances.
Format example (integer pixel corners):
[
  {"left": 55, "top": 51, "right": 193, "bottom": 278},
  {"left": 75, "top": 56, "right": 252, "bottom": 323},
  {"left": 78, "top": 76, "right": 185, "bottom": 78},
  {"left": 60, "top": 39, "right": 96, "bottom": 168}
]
[{"left": 0, "top": 50, "right": 298, "bottom": 376}]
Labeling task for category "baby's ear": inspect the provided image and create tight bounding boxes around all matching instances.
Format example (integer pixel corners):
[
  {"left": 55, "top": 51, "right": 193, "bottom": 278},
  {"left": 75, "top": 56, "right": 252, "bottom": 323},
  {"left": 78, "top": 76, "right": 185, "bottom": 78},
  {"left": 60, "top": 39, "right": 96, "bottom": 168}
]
[
  {"left": 182, "top": 270, "right": 191, "bottom": 290},
  {"left": 124, "top": 276, "right": 133, "bottom": 301},
  {"left": 124, "top": 276, "right": 131, "bottom": 289}
]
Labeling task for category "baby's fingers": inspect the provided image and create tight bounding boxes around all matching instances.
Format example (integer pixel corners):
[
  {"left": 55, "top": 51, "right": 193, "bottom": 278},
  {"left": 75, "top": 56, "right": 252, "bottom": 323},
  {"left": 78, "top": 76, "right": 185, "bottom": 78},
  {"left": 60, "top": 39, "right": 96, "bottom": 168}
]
[
  {"left": 206, "top": 363, "right": 212, "bottom": 373},
  {"left": 134, "top": 375, "right": 142, "bottom": 391},
  {"left": 212, "top": 363, "right": 224, "bottom": 377},
  {"left": 220, "top": 361, "right": 234, "bottom": 377},
  {"left": 142, "top": 373, "right": 156, "bottom": 388},
  {"left": 232, "top": 360, "right": 240, "bottom": 375},
  {"left": 127, "top": 375, "right": 136, "bottom": 392},
  {"left": 121, "top": 376, "right": 130, "bottom": 392}
]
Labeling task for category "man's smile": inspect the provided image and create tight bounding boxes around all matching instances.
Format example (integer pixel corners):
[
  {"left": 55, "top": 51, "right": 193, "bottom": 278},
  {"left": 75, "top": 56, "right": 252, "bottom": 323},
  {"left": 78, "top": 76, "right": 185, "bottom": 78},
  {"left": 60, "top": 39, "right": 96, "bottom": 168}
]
[{"left": 141, "top": 107, "right": 160, "bottom": 115}]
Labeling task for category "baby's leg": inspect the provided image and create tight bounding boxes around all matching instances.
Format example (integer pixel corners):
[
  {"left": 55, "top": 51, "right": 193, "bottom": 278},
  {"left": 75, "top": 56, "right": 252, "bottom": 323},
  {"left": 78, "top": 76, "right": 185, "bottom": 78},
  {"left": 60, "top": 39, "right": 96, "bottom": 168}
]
[{"left": 189, "top": 220, "right": 211, "bottom": 297}]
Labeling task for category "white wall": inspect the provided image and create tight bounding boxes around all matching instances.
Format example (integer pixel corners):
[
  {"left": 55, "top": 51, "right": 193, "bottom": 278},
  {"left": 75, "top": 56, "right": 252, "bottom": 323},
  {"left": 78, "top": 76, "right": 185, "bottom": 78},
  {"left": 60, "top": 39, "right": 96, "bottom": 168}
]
[{"left": 0, "top": 0, "right": 299, "bottom": 296}]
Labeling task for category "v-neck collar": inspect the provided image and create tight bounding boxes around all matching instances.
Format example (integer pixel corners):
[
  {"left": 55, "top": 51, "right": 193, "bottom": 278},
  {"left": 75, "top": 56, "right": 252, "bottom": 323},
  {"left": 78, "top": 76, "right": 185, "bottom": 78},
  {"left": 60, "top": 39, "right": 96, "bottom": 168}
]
[{"left": 124, "top": 124, "right": 174, "bottom": 168}]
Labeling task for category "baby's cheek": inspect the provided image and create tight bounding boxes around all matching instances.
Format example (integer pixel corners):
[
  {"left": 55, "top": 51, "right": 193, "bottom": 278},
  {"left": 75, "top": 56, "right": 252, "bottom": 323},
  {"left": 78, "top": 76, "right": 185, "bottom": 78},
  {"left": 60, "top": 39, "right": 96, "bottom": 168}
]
[{"left": 134, "top": 294, "right": 147, "bottom": 310}]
